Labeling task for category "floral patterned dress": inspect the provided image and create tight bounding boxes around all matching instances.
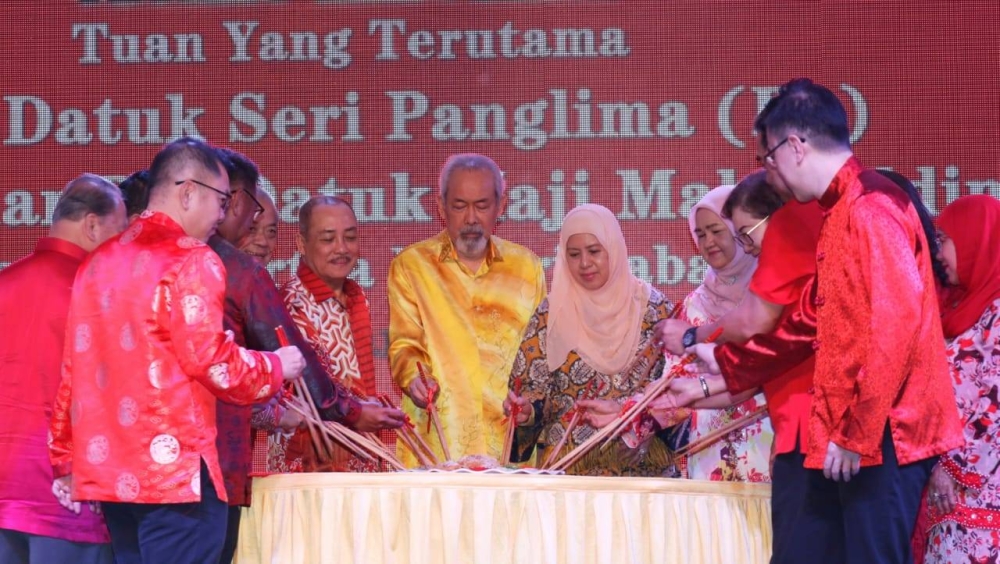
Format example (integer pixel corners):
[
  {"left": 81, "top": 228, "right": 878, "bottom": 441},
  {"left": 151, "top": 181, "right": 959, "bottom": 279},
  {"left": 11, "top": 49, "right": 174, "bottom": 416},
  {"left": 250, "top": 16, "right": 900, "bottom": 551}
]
[
  {"left": 681, "top": 294, "right": 773, "bottom": 482},
  {"left": 509, "top": 290, "right": 687, "bottom": 476},
  {"left": 925, "top": 299, "right": 1000, "bottom": 564}
]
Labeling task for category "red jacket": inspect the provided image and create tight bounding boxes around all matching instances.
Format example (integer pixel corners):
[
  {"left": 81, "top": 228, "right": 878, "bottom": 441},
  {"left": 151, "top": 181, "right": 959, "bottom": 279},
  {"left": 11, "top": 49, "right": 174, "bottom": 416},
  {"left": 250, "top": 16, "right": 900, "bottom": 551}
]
[{"left": 49, "top": 212, "right": 283, "bottom": 504}]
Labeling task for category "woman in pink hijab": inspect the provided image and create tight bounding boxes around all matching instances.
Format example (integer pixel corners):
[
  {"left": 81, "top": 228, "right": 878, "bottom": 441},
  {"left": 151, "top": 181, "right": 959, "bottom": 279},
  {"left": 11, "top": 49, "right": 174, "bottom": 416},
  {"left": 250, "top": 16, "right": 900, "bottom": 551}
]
[
  {"left": 674, "top": 185, "right": 773, "bottom": 481},
  {"left": 506, "top": 204, "right": 685, "bottom": 476}
]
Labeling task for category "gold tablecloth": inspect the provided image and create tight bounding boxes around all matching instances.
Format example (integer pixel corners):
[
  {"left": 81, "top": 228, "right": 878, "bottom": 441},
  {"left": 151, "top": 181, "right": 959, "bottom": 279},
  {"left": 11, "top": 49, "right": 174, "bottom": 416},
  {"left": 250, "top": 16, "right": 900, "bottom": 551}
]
[{"left": 236, "top": 472, "right": 771, "bottom": 564}]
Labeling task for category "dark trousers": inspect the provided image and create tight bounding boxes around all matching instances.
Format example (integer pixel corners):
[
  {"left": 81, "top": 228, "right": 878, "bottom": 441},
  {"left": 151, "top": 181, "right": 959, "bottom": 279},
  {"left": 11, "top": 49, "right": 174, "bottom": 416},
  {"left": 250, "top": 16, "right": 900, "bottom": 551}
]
[
  {"left": 799, "top": 426, "right": 934, "bottom": 564},
  {"left": 0, "top": 528, "right": 113, "bottom": 564},
  {"left": 770, "top": 448, "right": 845, "bottom": 564},
  {"left": 102, "top": 462, "right": 227, "bottom": 564},
  {"left": 219, "top": 505, "right": 241, "bottom": 564}
]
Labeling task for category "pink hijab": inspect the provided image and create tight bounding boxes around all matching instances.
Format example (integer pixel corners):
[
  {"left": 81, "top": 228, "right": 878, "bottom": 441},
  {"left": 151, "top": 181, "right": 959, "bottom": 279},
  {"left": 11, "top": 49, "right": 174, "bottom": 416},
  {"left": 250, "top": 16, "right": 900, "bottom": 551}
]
[
  {"left": 686, "top": 185, "right": 757, "bottom": 321},
  {"left": 547, "top": 204, "right": 652, "bottom": 374}
]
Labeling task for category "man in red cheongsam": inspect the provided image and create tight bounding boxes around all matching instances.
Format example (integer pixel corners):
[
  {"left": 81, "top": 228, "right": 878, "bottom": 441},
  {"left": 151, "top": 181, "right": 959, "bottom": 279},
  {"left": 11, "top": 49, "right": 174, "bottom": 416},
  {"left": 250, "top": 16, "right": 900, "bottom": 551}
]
[
  {"left": 692, "top": 79, "right": 962, "bottom": 564},
  {"left": 49, "top": 137, "right": 307, "bottom": 564}
]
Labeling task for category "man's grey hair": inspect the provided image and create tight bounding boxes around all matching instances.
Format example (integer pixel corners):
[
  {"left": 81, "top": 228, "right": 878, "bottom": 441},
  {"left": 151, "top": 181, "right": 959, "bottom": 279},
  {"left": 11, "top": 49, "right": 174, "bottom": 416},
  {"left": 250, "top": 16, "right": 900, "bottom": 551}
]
[
  {"left": 52, "top": 173, "right": 123, "bottom": 223},
  {"left": 438, "top": 153, "right": 505, "bottom": 201}
]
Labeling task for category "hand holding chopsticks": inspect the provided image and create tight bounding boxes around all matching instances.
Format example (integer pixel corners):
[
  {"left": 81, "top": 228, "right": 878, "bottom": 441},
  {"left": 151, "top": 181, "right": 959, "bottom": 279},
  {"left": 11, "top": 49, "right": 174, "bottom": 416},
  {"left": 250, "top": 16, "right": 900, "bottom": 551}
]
[
  {"left": 540, "top": 379, "right": 607, "bottom": 469},
  {"left": 274, "top": 326, "right": 407, "bottom": 470},
  {"left": 275, "top": 327, "right": 334, "bottom": 464},
  {"left": 416, "top": 362, "right": 451, "bottom": 462},
  {"left": 548, "top": 328, "right": 724, "bottom": 472},
  {"left": 500, "top": 380, "right": 526, "bottom": 464}
]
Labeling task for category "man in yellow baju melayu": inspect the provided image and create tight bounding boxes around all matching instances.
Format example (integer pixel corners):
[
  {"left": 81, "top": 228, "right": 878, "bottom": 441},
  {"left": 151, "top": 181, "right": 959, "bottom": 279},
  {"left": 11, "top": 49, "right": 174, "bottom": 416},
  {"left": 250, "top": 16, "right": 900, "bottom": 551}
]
[{"left": 388, "top": 153, "right": 546, "bottom": 468}]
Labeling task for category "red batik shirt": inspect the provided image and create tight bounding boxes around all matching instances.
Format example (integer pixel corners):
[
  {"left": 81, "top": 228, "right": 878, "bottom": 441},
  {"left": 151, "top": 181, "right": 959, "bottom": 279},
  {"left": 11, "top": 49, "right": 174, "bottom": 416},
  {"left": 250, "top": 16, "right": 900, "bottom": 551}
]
[
  {"left": 718, "top": 158, "right": 963, "bottom": 468},
  {"left": 278, "top": 262, "right": 388, "bottom": 472},
  {"left": 49, "top": 212, "right": 283, "bottom": 504},
  {"left": 0, "top": 238, "right": 109, "bottom": 543}
]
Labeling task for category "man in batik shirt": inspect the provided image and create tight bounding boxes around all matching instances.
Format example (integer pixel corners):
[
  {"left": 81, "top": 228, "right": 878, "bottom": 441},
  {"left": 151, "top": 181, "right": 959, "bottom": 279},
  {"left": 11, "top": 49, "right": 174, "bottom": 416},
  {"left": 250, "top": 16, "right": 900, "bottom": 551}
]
[
  {"left": 282, "top": 196, "right": 385, "bottom": 471},
  {"left": 49, "top": 137, "right": 306, "bottom": 563},
  {"left": 0, "top": 174, "right": 126, "bottom": 564},
  {"left": 388, "top": 153, "right": 546, "bottom": 467}
]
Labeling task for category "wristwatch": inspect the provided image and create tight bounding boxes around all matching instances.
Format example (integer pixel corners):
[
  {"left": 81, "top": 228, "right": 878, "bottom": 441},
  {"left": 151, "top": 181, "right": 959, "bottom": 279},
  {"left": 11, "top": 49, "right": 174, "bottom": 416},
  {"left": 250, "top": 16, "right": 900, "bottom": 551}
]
[{"left": 682, "top": 326, "right": 698, "bottom": 348}]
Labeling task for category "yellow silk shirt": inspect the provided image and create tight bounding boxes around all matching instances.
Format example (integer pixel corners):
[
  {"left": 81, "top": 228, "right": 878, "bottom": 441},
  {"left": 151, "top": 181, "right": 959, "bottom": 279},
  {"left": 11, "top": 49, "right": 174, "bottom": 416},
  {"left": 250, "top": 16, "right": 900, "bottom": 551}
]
[{"left": 388, "top": 230, "right": 546, "bottom": 467}]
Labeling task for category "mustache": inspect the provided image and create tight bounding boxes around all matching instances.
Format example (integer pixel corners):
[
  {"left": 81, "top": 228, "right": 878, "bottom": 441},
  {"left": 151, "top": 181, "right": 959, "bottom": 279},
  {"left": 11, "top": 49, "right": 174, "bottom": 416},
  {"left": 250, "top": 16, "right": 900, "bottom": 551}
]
[{"left": 460, "top": 226, "right": 484, "bottom": 236}]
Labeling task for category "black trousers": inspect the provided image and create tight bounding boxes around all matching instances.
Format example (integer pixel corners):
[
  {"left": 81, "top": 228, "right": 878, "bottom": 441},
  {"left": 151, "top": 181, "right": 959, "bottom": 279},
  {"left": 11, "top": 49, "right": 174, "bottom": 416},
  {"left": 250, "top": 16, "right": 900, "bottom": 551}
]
[
  {"left": 102, "top": 461, "right": 227, "bottom": 564},
  {"left": 219, "top": 505, "right": 242, "bottom": 564},
  {"left": 770, "top": 448, "right": 845, "bottom": 564},
  {"left": 777, "top": 426, "right": 934, "bottom": 564}
]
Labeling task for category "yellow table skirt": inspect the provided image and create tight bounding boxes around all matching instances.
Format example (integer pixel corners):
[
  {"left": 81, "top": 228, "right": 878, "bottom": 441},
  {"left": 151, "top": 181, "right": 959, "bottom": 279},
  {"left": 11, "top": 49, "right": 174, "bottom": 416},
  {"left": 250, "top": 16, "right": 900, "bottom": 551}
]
[{"left": 236, "top": 472, "right": 772, "bottom": 564}]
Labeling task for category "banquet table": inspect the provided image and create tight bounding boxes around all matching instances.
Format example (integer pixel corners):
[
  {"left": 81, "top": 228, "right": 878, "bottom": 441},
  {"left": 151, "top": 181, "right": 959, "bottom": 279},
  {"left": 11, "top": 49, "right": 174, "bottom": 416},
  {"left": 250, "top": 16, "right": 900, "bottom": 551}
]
[{"left": 236, "top": 472, "right": 771, "bottom": 564}]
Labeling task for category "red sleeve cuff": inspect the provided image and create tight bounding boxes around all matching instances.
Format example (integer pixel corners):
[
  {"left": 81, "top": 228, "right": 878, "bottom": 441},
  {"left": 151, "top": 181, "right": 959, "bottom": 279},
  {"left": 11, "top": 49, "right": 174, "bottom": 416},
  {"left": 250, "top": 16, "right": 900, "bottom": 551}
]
[
  {"left": 341, "top": 398, "right": 363, "bottom": 427},
  {"left": 717, "top": 343, "right": 756, "bottom": 394},
  {"left": 52, "top": 462, "right": 72, "bottom": 479}
]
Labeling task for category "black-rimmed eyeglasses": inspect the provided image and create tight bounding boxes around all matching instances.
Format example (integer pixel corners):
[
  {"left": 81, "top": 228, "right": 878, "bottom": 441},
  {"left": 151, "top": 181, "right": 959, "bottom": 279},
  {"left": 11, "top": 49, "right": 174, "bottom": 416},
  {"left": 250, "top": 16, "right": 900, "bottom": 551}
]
[
  {"left": 176, "top": 179, "right": 231, "bottom": 211},
  {"left": 755, "top": 138, "right": 789, "bottom": 166},
  {"left": 242, "top": 188, "right": 265, "bottom": 221}
]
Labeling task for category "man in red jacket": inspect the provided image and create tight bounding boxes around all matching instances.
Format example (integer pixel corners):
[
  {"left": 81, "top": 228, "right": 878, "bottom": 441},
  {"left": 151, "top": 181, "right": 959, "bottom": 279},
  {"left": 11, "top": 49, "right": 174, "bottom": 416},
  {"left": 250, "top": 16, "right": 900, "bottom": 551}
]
[{"left": 49, "top": 138, "right": 306, "bottom": 564}]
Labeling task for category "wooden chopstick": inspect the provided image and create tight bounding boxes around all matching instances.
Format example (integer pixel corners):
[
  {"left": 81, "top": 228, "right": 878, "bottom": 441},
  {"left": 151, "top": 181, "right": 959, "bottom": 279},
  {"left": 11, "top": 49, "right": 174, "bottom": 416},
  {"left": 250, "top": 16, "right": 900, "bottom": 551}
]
[
  {"left": 541, "top": 411, "right": 580, "bottom": 469},
  {"left": 676, "top": 404, "right": 769, "bottom": 457},
  {"left": 379, "top": 394, "right": 439, "bottom": 467},
  {"left": 417, "top": 362, "right": 451, "bottom": 462},
  {"left": 550, "top": 328, "right": 724, "bottom": 471},
  {"left": 599, "top": 327, "right": 725, "bottom": 448}
]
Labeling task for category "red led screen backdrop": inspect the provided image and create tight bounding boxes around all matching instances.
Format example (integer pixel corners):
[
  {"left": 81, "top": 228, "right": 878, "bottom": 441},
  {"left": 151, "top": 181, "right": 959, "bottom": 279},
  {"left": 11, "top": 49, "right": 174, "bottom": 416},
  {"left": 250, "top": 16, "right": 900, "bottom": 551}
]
[{"left": 2, "top": 1, "right": 997, "bottom": 375}]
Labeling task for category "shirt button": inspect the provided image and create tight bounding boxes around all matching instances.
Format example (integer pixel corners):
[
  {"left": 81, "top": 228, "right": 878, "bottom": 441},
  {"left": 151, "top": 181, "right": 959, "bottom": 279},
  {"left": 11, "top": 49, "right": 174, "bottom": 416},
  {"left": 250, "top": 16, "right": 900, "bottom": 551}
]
[
  {"left": 816, "top": 251, "right": 826, "bottom": 262},
  {"left": 808, "top": 387, "right": 815, "bottom": 394},
  {"left": 811, "top": 340, "right": 821, "bottom": 351},
  {"left": 815, "top": 295, "right": 826, "bottom": 307}
]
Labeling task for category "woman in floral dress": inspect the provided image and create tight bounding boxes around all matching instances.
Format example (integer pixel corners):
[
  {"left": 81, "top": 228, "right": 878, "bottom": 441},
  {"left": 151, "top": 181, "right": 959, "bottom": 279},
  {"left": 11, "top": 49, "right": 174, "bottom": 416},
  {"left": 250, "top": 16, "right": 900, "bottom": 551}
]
[{"left": 924, "top": 195, "right": 1000, "bottom": 563}]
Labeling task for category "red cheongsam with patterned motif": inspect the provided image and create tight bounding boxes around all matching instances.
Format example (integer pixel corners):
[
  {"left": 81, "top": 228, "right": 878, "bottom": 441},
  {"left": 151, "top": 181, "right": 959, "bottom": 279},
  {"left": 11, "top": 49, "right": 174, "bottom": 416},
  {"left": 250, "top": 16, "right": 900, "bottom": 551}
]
[{"left": 49, "top": 211, "right": 283, "bottom": 504}]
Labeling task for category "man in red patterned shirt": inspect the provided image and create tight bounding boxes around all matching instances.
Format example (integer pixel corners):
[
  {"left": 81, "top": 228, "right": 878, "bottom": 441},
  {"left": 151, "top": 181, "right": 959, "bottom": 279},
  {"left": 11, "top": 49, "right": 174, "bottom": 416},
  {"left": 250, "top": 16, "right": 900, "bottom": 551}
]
[
  {"left": 280, "top": 195, "right": 390, "bottom": 472},
  {"left": 692, "top": 79, "right": 962, "bottom": 564},
  {"left": 49, "top": 138, "right": 306, "bottom": 564}
]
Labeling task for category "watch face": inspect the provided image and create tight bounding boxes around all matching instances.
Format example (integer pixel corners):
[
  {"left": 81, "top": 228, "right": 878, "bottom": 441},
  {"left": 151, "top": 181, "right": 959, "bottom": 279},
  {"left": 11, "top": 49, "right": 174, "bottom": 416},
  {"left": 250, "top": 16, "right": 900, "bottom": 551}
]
[{"left": 683, "top": 328, "right": 696, "bottom": 347}]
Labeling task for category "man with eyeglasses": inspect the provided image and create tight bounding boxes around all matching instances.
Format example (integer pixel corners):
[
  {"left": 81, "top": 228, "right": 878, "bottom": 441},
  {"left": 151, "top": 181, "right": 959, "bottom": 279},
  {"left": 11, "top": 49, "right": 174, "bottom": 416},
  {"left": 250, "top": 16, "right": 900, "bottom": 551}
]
[
  {"left": 204, "top": 149, "right": 405, "bottom": 563},
  {"left": 48, "top": 137, "right": 307, "bottom": 563},
  {"left": 690, "top": 79, "right": 963, "bottom": 564}
]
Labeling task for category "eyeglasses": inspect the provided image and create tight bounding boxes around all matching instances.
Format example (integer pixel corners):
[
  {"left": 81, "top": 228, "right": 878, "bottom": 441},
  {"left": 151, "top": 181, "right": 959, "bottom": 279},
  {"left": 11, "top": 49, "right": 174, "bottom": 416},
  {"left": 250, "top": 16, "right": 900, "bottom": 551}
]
[
  {"left": 735, "top": 215, "right": 769, "bottom": 247},
  {"left": 176, "top": 179, "right": 231, "bottom": 211},
  {"left": 242, "top": 188, "right": 265, "bottom": 221},
  {"left": 755, "top": 138, "right": 789, "bottom": 166}
]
